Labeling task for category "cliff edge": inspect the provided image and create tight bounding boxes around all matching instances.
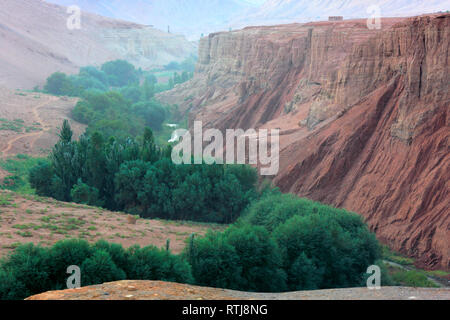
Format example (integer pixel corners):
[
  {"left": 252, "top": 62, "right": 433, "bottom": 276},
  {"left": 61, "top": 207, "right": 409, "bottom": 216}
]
[{"left": 158, "top": 14, "right": 449, "bottom": 270}]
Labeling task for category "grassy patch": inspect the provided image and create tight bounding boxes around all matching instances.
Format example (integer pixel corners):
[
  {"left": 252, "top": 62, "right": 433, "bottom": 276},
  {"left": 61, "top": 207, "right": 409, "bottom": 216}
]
[
  {"left": 0, "top": 192, "right": 13, "bottom": 206},
  {"left": 0, "top": 155, "right": 47, "bottom": 194},
  {"left": 2, "top": 242, "right": 22, "bottom": 249},
  {"left": 0, "top": 118, "right": 40, "bottom": 133},
  {"left": 424, "top": 270, "right": 450, "bottom": 278},
  {"left": 391, "top": 269, "right": 439, "bottom": 288},
  {"left": 16, "top": 230, "right": 33, "bottom": 238},
  {"left": 382, "top": 245, "right": 414, "bottom": 266}
]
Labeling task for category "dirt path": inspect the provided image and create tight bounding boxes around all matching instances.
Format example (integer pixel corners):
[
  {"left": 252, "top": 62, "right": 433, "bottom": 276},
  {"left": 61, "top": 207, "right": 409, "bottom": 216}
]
[{"left": 1, "top": 96, "right": 57, "bottom": 157}]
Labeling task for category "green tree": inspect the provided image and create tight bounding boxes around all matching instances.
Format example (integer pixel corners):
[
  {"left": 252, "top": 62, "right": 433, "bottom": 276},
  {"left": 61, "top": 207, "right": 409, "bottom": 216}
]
[
  {"left": 126, "top": 245, "right": 193, "bottom": 284},
  {"left": 81, "top": 250, "right": 126, "bottom": 286},
  {"left": 47, "top": 239, "right": 92, "bottom": 289},
  {"left": 101, "top": 60, "right": 139, "bottom": 87},
  {"left": 186, "top": 231, "right": 242, "bottom": 290},
  {"left": 224, "top": 225, "right": 287, "bottom": 292},
  {"left": 1, "top": 244, "right": 51, "bottom": 298},
  {"left": 29, "top": 160, "right": 54, "bottom": 196},
  {"left": 114, "top": 160, "right": 151, "bottom": 212},
  {"left": 70, "top": 179, "right": 101, "bottom": 206},
  {"left": 44, "top": 72, "right": 74, "bottom": 96},
  {"left": 273, "top": 213, "right": 380, "bottom": 290},
  {"left": 58, "top": 120, "right": 73, "bottom": 143}
]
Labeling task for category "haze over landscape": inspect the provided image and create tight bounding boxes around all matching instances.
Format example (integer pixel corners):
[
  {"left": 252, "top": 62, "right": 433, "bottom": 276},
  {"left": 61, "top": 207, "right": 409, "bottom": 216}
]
[
  {"left": 47, "top": 0, "right": 450, "bottom": 38},
  {"left": 0, "top": 0, "right": 448, "bottom": 303}
]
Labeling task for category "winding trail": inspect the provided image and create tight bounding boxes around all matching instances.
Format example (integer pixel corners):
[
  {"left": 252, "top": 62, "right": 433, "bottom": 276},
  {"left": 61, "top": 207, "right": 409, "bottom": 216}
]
[{"left": 1, "top": 96, "right": 57, "bottom": 157}]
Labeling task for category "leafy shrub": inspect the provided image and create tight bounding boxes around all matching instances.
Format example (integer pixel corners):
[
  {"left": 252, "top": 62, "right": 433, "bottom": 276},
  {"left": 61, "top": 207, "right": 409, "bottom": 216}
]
[
  {"left": 0, "top": 270, "right": 25, "bottom": 300},
  {"left": 132, "top": 101, "right": 166, "bottom": 131},
  {"left": 238, "top": 193, "right": 315, "bottom": 231},
  {"left": 273, "top": 212, "right": 380, "bottom": 290},
  {"left": 81, "top": 250, "right": 126, "bottom": 285},
  {"left": 79, "top": 66, "right": 109, "bottom": 85},
  {"left": 186, "top": 231, "right": 242, "bottom": 290},
  {"left": 92, "top": 240, "right": 130, "bottom": 272},
  {"left": 70, "top": 179, "right": 102, "bottom": 206},
  {"left": 0, "top": 239, "right": 192, "bottom": 300},
  {"left": 47, "top": 239, "right": 93, "bottom": 289},
  {"left": 126, "top": 245, "right": 193, "bottom": 284},
  {"left": 0, "top": 244, "right": 51, "bottom": 298},
  {"left": 189, "top": 194, "right": 381, "bottom": 292},
  {"left": 44, "top": 72, "right": 74, "bottom": 96},
  {"left": 223, "top": 226, "right": 287, "bottom": 292},
  {"left": 187, "top": 226, "right": 287, "bottom": 293},
  {"left": 101, "top": 60, "right": 139, "bottom": 87}
]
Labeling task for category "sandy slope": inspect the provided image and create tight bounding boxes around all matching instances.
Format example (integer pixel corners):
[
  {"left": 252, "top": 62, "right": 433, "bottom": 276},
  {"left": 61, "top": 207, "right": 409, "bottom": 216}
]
[
  {"left": 0, "top": 190, "right": 222, "bottom": 258},
  {"left": 0, "top": 0, "right": 196, "bottom": 89},
  {"left": 0, "top": 87, "right": 85, "bottom": 157}
]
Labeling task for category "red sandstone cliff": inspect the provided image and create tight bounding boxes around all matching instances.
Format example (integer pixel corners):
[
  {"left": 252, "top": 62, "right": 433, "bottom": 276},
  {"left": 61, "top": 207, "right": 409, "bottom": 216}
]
[{"left": 157, "top": 14, "right": 449, "bottom": 270}]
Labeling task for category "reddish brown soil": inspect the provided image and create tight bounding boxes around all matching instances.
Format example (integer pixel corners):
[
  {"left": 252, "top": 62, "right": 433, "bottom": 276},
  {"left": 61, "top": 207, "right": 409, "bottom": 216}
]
[
  {"left": 0, "top": 88, "right": 85, "bottom": 158},
  {"left": 26, "top": 280, "right": 450, "bottom": 300},
  {"left": 157, "top": 14, "right": 450, "bottom": 270},
  {"left": 0, "top": 190, "right": 223, "bottom": 258}
]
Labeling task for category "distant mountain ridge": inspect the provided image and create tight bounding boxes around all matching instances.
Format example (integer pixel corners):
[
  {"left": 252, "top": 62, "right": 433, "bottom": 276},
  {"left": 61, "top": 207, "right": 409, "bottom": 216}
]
[
  {"left": 46, "top": 0, "right": 450, "bottom": 39},
  {"left": 0, "top": 0, "right": 196, "bottom": 89},
  {"left": 45, "top": 0, "right": 259, "bottom": 40},
  {"left": 233, "top": 0, "right": 450, "bottom": 27}
]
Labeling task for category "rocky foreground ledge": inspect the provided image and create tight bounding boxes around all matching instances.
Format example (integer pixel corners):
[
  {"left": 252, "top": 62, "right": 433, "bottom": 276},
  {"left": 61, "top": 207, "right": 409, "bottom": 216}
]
[{"left": 26, "top": 280, "right": 450, "bottom": 300}]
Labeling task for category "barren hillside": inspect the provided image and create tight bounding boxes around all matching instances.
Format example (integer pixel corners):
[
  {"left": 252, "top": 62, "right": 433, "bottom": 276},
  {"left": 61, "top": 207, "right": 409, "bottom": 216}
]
[
  {"left": 157, "top": 14, "right": 450, "bottom": 270},
  {"left": 0, "top": 190, "right": 221, "bottom": 258},
  {"left": 0, "top": 87, "right": 85, "bottom": 158},
  {"left": 0, "top": 0, "right": 196, "bottom": 89}
]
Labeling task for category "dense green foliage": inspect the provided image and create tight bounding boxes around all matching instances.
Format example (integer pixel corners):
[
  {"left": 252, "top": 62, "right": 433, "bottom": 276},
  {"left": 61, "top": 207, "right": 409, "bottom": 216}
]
[
  {"left": 30, "top": 121, "right": 258, "bottom": 223},
  {"left": 0, "top": 239, "right": 192, "bottom": 300},
  {"left": 42, "top": 59, "right": 194, "bottom": 139},
  {"left": 101, "top": 60, "right": 139, "bottom": 87},
  {"left": 186, "top": 192, "right": 381, "bottom": 292},
  {"left": 43, "top": 59, "right": 194, "bottom": 98},
  {"left": 71, "top": 89, "right": 167, "bottom": 138},
  {"left": 187, "top": 226, "right": 287, "bottom": 292},
  {"left": 43, "top": 72, "right": 74, "bottom": 96}
]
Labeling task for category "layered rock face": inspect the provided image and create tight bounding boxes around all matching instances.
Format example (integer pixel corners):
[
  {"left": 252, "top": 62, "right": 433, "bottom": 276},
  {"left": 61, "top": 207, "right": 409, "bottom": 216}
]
[{"left": 158, "top": 14, "right": 449, "bottom": 270}]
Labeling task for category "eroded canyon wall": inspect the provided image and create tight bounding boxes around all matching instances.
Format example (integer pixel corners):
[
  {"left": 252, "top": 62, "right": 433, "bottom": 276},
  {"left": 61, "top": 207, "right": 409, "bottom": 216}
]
[{"left": 157, "top": 14, "right": 449, "bottom": 269}]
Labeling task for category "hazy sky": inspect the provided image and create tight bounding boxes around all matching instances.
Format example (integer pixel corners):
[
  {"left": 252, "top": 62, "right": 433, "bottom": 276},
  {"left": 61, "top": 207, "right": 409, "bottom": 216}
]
[{"left": 45, "top": 0, "right": 450, "bottom": 40}]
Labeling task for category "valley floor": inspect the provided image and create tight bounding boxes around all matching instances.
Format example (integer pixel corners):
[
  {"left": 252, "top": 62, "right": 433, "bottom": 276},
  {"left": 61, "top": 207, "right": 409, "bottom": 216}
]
[{"left": 0, "top": 190, "right": 223, "bottom": 257}]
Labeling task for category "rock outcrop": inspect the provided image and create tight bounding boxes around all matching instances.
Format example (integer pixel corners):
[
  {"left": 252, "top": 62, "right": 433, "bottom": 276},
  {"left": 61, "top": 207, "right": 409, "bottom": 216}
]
[
  {"left": 157, "top": 15, "right": 449, "bottom": 270},
  {"left": 26, "top": 280, "right": 450, "bottom": 300}
]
